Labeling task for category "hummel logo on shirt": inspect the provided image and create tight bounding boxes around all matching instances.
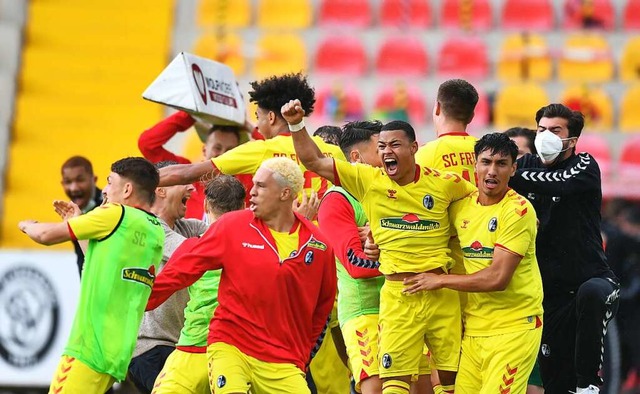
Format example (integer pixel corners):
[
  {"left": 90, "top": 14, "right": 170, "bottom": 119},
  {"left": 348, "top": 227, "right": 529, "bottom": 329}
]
[{"left": 242, "top": 242, "right": 265, "bottom": 249}]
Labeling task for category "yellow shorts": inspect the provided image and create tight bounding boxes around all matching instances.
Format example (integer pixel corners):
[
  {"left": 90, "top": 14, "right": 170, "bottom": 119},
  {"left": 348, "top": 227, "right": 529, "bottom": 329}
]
[
  {"left": 455, "top": 327, "right": 542, "bottom": 394},
  {"left": 48, "top": 355, "right": 115, "bottom": 394},
  {"left": 343, "top": 314, "right": 431, "bottom": 392},
  {"left": 152, "top": 349, "right": 209, "bottom": 394},
  {"left": 207, "top": 342, "right": 309, "bottom": 394},
  {"left": 378, "top": 280, "right": 461, "bottom": 378}
]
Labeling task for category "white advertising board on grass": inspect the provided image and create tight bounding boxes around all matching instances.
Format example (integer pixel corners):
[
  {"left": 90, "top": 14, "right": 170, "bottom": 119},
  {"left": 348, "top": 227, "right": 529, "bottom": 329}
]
[
  {"left": 142, "top": 52, "right": 246, "bottom": 127},
  {"left": 0, "top": 250, "right": 79, "bottom": 386}
]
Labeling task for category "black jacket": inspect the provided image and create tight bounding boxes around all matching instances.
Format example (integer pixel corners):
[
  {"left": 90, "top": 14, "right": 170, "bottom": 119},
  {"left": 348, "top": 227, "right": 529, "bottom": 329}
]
[{"left": 509, "top": 152, "right": 616, "bottom": 298}]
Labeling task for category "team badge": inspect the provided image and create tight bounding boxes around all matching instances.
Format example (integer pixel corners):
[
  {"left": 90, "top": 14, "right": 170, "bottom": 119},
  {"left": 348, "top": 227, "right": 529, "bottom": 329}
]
[
  {"left": 381, "top": 353, "right": 392, "bottom": 368},
  {"left": 488, "top": 217, "right": 498, "bottom": 232},
  {"left": 423, "top": 195, "right": 434, "bottom": 210},
  {"left": 305, "top": 250, "right": 314, "bottom": 265},
  {"left": 541, "top": 344, "right": 550, "bottom": 357},
  {"left": 217, "top": 375, "right": 226, "bottom": 388},
  {"left": 289, "top": 250, "right": 297, "bottom": 257}
]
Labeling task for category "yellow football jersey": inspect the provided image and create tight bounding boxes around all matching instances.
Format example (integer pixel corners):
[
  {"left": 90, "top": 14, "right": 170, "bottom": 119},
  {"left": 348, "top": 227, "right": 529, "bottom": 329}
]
[
  {"left": 68, "top": 203, "right": 122, "bottom": 240},
  {"left": 450, "top": 190, "right": 543, "bottom": 336},
  {"left": 333, "top": 159, "right": 476, "bottom": 275},
  {"left": 415, "top": 133, "right": 478, "bottom": 186},
  {"left": 212, "top": 135, "right": 346, "bottom": 198}
]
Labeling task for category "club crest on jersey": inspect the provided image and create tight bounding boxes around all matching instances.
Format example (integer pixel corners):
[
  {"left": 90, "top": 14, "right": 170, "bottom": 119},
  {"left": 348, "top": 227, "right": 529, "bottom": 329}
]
[
  {"left": 488, "top": 217, "right": 498, "bottom": 232},
  {"left": 217, "top": 375, "right": 226, "bottom": 388},
  {"left": 307, "top": 238, "right": 327, "bottom": 251},
  {"left": 423, "top": 195, "right": 434, "bottom": 210},
  {"left": 461, "top": 220, "right": 470, "bottom": 229},
  {"left": 541, "top": 344, "right": 551, "bottom": 357},
  {"left": 305, "top": 250, "right": 314, "bottom": 265},
  {"left": 387, "top": 189, "right": 397, "bottom": 199},
  {"left": 461, "top": 241, "right": 494, "bottom": 259},
  {"left": 121, "top": 267, "right": 155, "bottom": 288},
  {"left": 382, "top": 353, "right": 392, "bottom": 369}
]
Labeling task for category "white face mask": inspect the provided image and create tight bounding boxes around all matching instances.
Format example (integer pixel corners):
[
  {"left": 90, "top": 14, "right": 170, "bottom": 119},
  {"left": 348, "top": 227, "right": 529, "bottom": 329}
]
[{"left": 534, "top": 131, "right": 574, "bottom": 164}]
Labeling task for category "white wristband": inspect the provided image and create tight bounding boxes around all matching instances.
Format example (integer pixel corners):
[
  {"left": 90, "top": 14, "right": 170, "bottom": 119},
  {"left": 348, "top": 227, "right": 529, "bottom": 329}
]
[{"left": 288, "top": 120, "right": 305, "bottom": 133}]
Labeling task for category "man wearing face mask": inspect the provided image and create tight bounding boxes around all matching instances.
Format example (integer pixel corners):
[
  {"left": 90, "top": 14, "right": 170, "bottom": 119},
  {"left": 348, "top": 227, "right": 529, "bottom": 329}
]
[{"left": 509, "top": 104, "right": 620, "bottom": 394}]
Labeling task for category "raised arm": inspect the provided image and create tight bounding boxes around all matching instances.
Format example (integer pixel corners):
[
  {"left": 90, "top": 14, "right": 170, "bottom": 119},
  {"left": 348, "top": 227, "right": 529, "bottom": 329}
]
[
  {"left": 158, "top": 161, "right": 219, "bottom": 186},
  {"left": 282, "top": 99, "right": 336, "bottom": 184},
  {"left": 138, "top": 111, "right": 194, "bottom": 164}
]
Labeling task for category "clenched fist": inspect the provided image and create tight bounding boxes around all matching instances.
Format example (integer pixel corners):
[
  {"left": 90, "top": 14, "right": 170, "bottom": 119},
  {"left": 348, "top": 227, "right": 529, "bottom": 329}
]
[{"left": 281, "top": 99, "right": 305, "bottom": 125}]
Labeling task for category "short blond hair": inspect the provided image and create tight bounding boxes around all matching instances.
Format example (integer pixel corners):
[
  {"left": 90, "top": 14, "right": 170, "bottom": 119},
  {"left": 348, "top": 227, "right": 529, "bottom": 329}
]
[{"left": 260, "top": 157, "right": 304, "bottom": 196}]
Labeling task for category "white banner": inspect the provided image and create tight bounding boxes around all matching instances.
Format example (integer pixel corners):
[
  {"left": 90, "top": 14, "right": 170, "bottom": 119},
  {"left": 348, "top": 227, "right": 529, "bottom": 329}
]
[
  {"left": 142, "top": 52, "right": 246, "bottom": 127},
  {"left": 0, "top": 250, "right": 79, "bottom": 386}
]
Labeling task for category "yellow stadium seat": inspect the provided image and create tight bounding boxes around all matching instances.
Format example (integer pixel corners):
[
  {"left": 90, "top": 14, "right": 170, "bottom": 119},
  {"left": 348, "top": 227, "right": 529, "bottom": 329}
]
[
  {"left": 621, "top": 37, "right": 640, "bottom": 82},
  {"left": 257, "top": 0, "right": 312, "bottom": 28},
  {"left": 197, "top": 0, "right": 251, "bottom": 28},
  {"left": 193, "top": 32, "right": 245, "bottom": 76},
  {"left": 621, "top": 85, "right": 640, "bottom": 132},
  {"left": 497, "top": 33, "right": 552, "bottom": 82},
  {"left": 558, "top": 33, "right": 613, "bottom": 83},
  {"left": 561, "top": 85, "right": 613, "bottom": 132},
  {"left": 494, "top": 82, "right": 549, "bottom": 129},
  {"left": 252, "top": 33, "right": 307, "bottom": 78}
]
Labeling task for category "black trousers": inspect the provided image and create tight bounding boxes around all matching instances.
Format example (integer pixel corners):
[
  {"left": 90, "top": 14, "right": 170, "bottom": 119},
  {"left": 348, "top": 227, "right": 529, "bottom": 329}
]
[
  {"left": 539, "top": 277, "right": 620, "bottom": 393},
  {"left": 127, "top": 345, "right": 174, "bottom": 394}
]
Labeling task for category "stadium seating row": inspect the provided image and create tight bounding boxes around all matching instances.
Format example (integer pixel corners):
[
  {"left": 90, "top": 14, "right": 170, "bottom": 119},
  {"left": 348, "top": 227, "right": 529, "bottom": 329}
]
[
  {"left": 193, "top": 32, "right": 640, "bottom": 83},
  {"left": 304, "top": 83, "right": 640, "bottom": 132},
  {"left": 195, "top": 0, "right": 640, "bottom": 31}
]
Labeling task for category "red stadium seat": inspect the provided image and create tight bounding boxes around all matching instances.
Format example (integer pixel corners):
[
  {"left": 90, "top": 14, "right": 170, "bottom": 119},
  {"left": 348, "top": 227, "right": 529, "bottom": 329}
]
[
  {"left": 563, "top": 0, "right": 615, "bottom": 30},
  {"left": 501, "top": 0, "right": 554, "bottom": 31},
  {"left": 619, "top": 135, "right": 640, "bottom": 179},
  {"left": 315, "top": 36, "right": 367, "bottom": 76},
  {"left": 374, "top": 84, "right": 427, "bottom": 125},
  {"left": 624, "top": 0, "right": 640, "bottom": 29},
  {"left": 375, "top": 36, "right": 428, "bottom": 76},
  {"left": 575, "top": 134, "right": 612, "bottom": 176},
  {"left": 467, "top": 90, "right": 489, "bottom": 133},
  {"left": 319, "top": 0, "right": 371, "bottom": 28},
  {"left": 436, "top": 36, "right": 488, "bottom": 79},
  {"left": 314, "top": 84, "right": 365, "bottom": 123},
  {"left": 440, "top": 0, "right": 493, "bottom": 31},
  {"left": 380, "top": 0, "right": 432, "bottom": 28}
]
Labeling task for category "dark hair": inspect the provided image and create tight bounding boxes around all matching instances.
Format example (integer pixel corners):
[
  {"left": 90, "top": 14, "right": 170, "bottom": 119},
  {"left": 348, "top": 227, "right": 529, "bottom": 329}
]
[
  {"left": 111, "top": 157, "right": 159, "bottom": 205},
  {"left": 313, "top": 125, "right": 342, "bottom": 146},
  {"left": 61, "top": 156, "right": 94, "bottom": 175},
  {"left": 339, "top": 120, "right": 383, "bottom": 158},
  {"left": 249, "top": 73, "right": 315, "bottom": 117},
  {"left": 381, "top": 120, "right": 416, "bottom": 143},
  {"left": 436, "top": 79, "right": 479, "bottom": 125},
  {"left": 535, "top": 103, "right": 585, "bottom": 138},
  {"left": 208, "top": 125, "right": 241, "bottom": 141},
  {"left": 204, "top": 175, "right": 246, "bottom": 214},
  {"left": 504, "top": 127, "right": 537, "bottom": 155},
  {"left": 474, "top": 132, "right": 518, "bottom": 163},
  {"left": 155, "top": 160, "right": 179, "bottom": 170}
]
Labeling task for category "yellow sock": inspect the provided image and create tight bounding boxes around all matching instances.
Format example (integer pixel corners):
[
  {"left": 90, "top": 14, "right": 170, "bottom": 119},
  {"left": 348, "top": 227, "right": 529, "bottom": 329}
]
[
  {"left": 433, "top": 384, "right": 455, "bottom": 394},
  {"left": 382, "top": 379, "right": 410, "bottom": 394}
]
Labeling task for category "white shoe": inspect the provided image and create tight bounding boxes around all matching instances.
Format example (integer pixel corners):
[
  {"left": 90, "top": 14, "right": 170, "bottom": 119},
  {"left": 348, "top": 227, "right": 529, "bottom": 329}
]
[{"left": 574, "top": 385, "right": 600, "bottom": 394}]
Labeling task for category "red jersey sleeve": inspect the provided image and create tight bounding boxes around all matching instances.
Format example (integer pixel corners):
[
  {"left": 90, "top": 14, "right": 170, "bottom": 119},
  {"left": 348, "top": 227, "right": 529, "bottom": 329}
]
[
  {"left": 317, "top": 193, "right": 381, "bottom": 279},
  {"left": 138, "top": 111, "right": 195, "bottom": 164},
  {"left": 146, "top": 218, "right": 227, "bottom": 310}
]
